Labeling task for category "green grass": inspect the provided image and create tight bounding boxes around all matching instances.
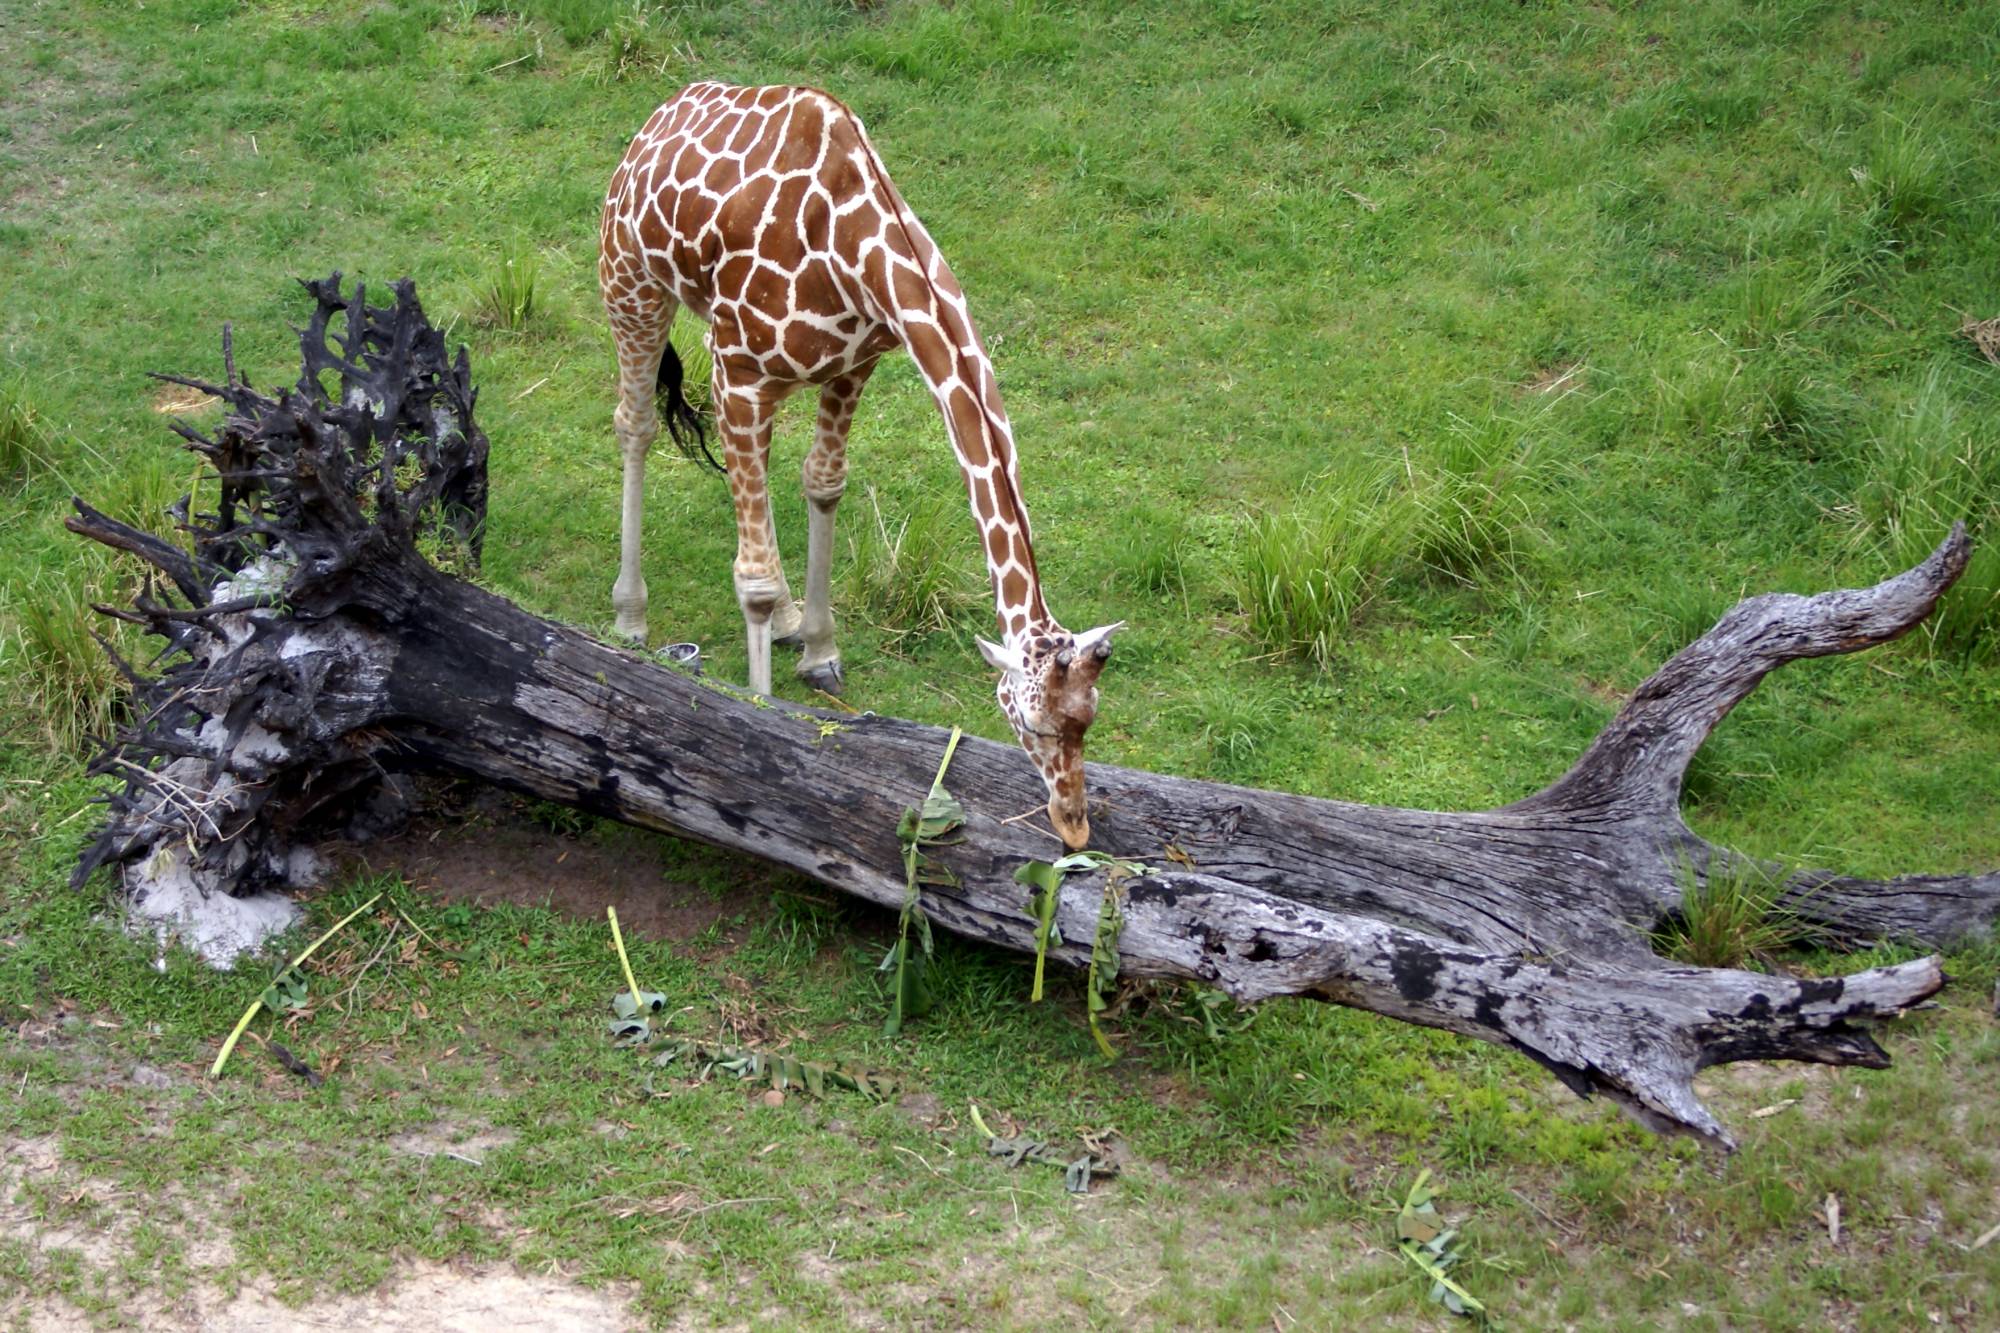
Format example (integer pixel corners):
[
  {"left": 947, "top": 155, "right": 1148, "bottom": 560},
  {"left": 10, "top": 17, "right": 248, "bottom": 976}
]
[
  {"left": 1238, "top": 462, "right": 1418, "bottom": 667},
  {"left": 2, "top": 561, "right": 131, "bottom": 753},
  {"left": 1849, "top": 361, "right": 2000, "bottom": 661},
  {"left": 0, "top": 378, "right": 58, "bottom": 489},
  {"left": 2, "top": 0, "right": 1999, "bottom": 1326},
  {"left": 475, "top": 247, "right": 543, "bottom": 333},
  {"left": 1860, "top": 114, "right": 1953, "bottom": 238},
  {"left": 842, "top": 484, "right": 983, "bottom": 641},
  {"left": 1657, "top": 858, "right": 1820, "bottom": 971}
]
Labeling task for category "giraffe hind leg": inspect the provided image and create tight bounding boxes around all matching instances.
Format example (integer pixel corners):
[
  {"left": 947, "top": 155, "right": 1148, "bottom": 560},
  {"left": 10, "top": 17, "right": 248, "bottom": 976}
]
[
  {"left": 607, "top": 302, "right": 673, "bottom": 644},
  {"left": 796, "top": 365, "right": 873, "bottom": 694}
]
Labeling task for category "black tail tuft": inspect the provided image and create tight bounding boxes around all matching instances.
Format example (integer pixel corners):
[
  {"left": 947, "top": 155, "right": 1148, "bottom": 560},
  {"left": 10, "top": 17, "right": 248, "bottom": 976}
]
[{"left": 656, "top": 341, "right": 723, "bottom": 474}]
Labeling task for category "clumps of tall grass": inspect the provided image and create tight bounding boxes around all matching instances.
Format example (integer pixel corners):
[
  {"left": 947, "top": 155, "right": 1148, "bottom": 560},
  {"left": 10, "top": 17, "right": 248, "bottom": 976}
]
[
  {"left": 578, "top": 2, "right": 682, "bottom": 82},
  {"left": 1697, "top": 247, "right": 1858, "bottom": 449},
  {"left": 1656, "top": 857, "right": 1821, "bottom": 971},
  {"left": 103, "top": 452, "right": 187, "bottom": 538},
  {"left": 1653, "top": 347, "right": 1842, "bottom": 453},
  {"left": 2, "top": 569, "right": 128, "bottom": 754},
  {"left": 1848, "top": 362, "right": 2000, "bottom": 662},
  {"left": 476, "top": 248, "right": 541, "bottom": 331},
  {"left": 512, "top": 0, "right": 624, "bottom": 46},
  {"left": 1413, "top": 411, "right": 1550, "bottom": 579},
  {"left": 1853, "top": 116, "right": 1951, "bottom": 238},
  {"left": 843, "top": 487, "right": 982, "bottom": 642},
  {"left": 1726, "top": 255, "right": 1851, "bottom": 351},
  {"left": 1240, "top": 466, "right": 1415, "bottom": 668},
  {"left": 0, "top": 378, "right": 58, "bottom": 489},
  {"left": 1240, "top": 410, "right": 1555, "bottom": 667}
]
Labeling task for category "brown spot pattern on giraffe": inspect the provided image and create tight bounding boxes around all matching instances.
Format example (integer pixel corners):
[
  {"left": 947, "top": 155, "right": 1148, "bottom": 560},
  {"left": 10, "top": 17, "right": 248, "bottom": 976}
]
[{"left": 599, "top": 81, "right": 1108, "bottom": 843}]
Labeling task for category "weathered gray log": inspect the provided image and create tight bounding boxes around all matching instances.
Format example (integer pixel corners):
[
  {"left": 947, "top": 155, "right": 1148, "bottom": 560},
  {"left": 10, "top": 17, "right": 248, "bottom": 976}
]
[{"left": 68, "top": 277, "right": 1998, "bottom": 1148}]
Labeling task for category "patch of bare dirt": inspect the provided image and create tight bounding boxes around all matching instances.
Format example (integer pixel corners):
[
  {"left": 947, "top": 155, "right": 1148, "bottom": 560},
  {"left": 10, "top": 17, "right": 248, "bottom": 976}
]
[
  {"left": 343, "top": 790, "right": 762, "bottom": 949},
  {"left": 13, "top": 1259, "right": 638, "bottom": 1332},
  {"left": 3, "top": 1129, "right": 636, "bottom": 1331},
  {"left": 150, "top": 383, "right": 221, "bottom": 415},
  {"left": 1694, "top": 1056, "right": 1849, "bottom": 1122},
  {"left": 389, "top": 1121, "right": 519, "bottom": 1165}
]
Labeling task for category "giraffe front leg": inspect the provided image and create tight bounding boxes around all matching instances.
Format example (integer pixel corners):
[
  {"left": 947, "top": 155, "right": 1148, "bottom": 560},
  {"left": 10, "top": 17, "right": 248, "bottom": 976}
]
[
  {"left": 736, "top": 565, "right": 784, "bottom": 696},
  {"left": 796, "top": 367, "right": 872, "bottom": 694},
  {"left": 715, "top": 368, "right": 790, "bottom": 695},
  {"left": 796, "top": 495, "right": 842, "bottom": 693},
  {"left": 766, "top": 519, "right": 806, "bottom": 648}
]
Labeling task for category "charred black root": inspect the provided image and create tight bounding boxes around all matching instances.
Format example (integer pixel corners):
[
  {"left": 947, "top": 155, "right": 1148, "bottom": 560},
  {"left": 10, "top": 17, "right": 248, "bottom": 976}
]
[
  {"left": 64, "top": 274, "right": 487, "bottom": 955},
  {"left": 145, "top": 272, "right": 490, "bottom": 578},
  {"left": 655, "top": 339, "right": 721, "bottom": 473}
]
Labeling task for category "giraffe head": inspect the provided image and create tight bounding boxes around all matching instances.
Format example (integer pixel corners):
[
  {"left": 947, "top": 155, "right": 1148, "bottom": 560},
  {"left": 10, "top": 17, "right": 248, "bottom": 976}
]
[{"left": 977, "top": 622, "right": 1125, "bottom": 850}]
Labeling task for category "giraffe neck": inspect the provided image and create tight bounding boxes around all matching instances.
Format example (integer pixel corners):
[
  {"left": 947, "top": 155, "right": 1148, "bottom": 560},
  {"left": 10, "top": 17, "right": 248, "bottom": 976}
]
[{"left": 842, "top": 151, "right": 1056, "bottom": 645}]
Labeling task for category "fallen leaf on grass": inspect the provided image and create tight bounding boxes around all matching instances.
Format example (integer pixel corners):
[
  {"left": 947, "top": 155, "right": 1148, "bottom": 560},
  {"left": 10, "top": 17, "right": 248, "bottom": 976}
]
[
  {"left": 967, "top": 1103, "right": 1120, "bottom": 1194},
  {"left": 608, "top": 989, "right": 669, "bottom": 1045},
  {"left": 1394, "top": 1170, "right": 1487, "bottom": 1321},
  {"left": 1751, "top": 1099, "right": 1799, "bottom": 1118},
  {"left": 647, "top": 1037, "right": 896, "bottom": 1101}
]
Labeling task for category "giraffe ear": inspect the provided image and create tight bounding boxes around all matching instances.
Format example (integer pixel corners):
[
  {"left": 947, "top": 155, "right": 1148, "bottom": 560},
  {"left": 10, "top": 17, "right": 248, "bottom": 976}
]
[
  {"left": 977, "top": 637, "right": 1025, "bottom": 674},
  {"left": 1072, "top": 621, "right": 1126, "bottom": 661}
]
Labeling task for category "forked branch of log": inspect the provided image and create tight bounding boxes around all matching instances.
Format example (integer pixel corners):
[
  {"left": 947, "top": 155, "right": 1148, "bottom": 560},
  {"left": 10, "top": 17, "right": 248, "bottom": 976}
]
[{"left": 66, "top": 277, "right": 1996, "bottom": 1147}]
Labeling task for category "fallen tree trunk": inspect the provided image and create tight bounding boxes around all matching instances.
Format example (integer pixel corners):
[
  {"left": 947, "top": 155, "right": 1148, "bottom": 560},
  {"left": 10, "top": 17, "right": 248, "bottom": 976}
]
[{"left": 68, "top": 277, "right": 1998, "bottom": 1147}]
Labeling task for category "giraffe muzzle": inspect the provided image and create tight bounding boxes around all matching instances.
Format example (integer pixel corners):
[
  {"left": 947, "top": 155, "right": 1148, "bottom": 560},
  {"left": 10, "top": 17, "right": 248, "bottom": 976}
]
[{"left": 1049, "top": 796, "right": 1091, "bottom": 851}]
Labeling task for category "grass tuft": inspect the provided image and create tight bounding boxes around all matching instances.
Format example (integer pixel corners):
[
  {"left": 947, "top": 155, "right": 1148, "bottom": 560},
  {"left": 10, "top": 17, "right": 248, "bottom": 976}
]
[
  {"left": 514, "top": 0, "right": 624, "bottom": 46},
  {"left": 579, "top": 3, "right": 680, "bottom": 83},
  {"left": 1243, "top": 413, "right": 1555, "bottom": 664},
  {"left": 1857, "top": 116, "right": 1951, "bottom": 236},
  {"left": 0, "top": 378, "right": 57, "bottom": 489},
  {"left": 1239, "top": 464, "right": 1417, "bottom": 668},
  {"left": 843, "top": 487, "right": 982, "bottom": 641},
  {"left": 1412, "top": 410, "right": 1551, "bottom": 580},
  {"left": 1850, "top": 362, "right": 2000, "bottom": 661},
  {"left": 1657, "top": 858, "right": 1815, "bottom": 971},
  {"left": 3, "top": 573, "right": 125, "bottom": 753},
  {"left": 476, "top": 249, "right": 541, "bottom": 332},
  {"left": 1728, "top": 256, "right": 1850, "bottom": 350}
]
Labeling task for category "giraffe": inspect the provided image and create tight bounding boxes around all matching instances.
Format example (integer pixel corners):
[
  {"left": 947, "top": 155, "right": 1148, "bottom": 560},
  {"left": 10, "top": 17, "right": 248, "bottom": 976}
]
[{"left": 598, "top": 82, "right": 1123, "bottom": 850}]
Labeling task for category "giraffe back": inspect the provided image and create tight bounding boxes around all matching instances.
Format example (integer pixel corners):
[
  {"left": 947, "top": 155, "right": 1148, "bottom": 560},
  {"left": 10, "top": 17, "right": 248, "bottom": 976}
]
[{"left": 600, "top": 82, "right": 909, "bottom": 389}]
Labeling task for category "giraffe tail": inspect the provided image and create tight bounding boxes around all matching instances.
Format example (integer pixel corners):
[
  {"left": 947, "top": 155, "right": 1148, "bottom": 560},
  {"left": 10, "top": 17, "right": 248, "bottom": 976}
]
[{"left": 655, "top": 340, "right": 724, "bottom": 474}]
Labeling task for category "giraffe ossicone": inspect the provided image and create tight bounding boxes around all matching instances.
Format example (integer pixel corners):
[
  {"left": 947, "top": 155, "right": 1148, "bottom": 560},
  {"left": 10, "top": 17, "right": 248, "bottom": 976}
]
[{"left": 599, "top": 81, "right": 1124, "bottom": 849}]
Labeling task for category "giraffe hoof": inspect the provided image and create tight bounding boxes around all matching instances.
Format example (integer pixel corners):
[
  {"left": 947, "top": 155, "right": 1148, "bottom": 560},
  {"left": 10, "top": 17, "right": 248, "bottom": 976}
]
[{"left": 797, "top": 659, "right": 845, "bottom": 695}]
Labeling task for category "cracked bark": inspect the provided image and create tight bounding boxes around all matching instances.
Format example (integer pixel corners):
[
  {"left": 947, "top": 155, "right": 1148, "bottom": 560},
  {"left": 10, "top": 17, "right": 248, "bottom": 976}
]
[{"left": 67, "top": 277, "right": 1996, "bottom": 1147}]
